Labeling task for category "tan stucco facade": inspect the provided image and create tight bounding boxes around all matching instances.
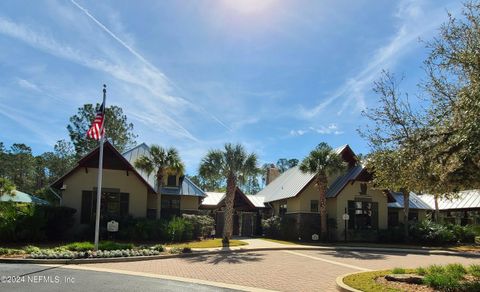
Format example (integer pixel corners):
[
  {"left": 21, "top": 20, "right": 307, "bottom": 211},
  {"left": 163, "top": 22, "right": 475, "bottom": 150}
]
[
  {"left": 61, "top": 168, "right": 149, "bottom": 225},
  {"left": 181, "top": 196, "right": 200, "bottom": 211},
  {"left": 270, "top": 180, "right": 389, "bottom": 239}
]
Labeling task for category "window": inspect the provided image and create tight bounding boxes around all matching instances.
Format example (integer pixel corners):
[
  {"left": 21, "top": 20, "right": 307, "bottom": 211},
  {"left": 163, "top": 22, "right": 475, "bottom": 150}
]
[
  {"left": 279, "top": 203, "right": 287, "bottom": 216},
  {"left": 388, "top": 210, "right": 399, "bottom": 227},
  {"left": 161, "top": 196, "right": 181, "bottom": 219},
  {"left": 167, "top": 175, "right": 177, "bottom": 186},
  {"left": 408, "top": 211, "right": 419, "bottom": 222},
  {"left": 310, "top": 200, "right": 319, "bottom": 213},
  {"left": 146, "top": 209, "right": 157, "bottom": 219},
  {"left": 91, "top": 191, "right": 130, "bottom": 221},
  {"left": 348, "top": 201, "right": 378, "bottom": 230},
  {"left": 81, "top": 191, "right": 93, "bottom": 224}
]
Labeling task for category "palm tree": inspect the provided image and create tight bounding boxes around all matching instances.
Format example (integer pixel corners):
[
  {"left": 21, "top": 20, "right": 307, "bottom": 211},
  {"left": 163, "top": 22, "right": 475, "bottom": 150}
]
[
  {"left": 199, "top": 143, "right": 258, "bottom": 245},
  {"left": 299, "top": 143, "right": 346, "bottom": 240},
  {"left": 134, "top": 145, "right": 185, "bottom": 219}
]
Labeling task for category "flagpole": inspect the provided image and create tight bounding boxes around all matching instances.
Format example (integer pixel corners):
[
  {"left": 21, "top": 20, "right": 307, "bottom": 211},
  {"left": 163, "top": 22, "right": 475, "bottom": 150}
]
[{"left": 94, "top": 84, "right": 107, "bottom": 251}]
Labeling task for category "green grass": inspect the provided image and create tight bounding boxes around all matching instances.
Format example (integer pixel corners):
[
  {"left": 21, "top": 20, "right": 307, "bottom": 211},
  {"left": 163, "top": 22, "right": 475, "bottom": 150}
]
[
  {"left": 344, "top": 265, "right": 480, "bottom": 292},
  {"left": 60, "top": 241, "right": 134, "bottom": 251},
  {"left": 167, "top": 238, "right": 248, "bottom": 249},
  {"left": 391, "top": 267, "right": 406, "bottom": 274},
  {"left": 469, "top": 264, "right": 480, "bottom": 278},
  {"left": 343, "top": 270, "right": 406, "bottom": 292}
]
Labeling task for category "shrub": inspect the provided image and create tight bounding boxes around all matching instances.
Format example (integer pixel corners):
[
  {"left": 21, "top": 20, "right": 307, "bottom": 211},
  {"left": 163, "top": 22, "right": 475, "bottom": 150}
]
[
  {"left": 29, "top": 248, "right": 161, "bottom": 259},
  {"left": 392, "top": 267, "right": 406, "bottom": 274},
  {"left": 416, "top": 267, "right": 427, "bottom": 276},
  {"left": 262, "top": 216, "right": 281, "bottom": 238},
  {"left": 378, "top": 226, "right": 405, "bottom": 243},
  {"left": 410, "top": 221, "right": 456, "bottom": 244},
  {"left": 468, "top": 264, "right": 480, "bottom": 278},
  {"left": 445, "top": 263, "right": 467, "bottom": 277},
  {"left": 167, "top": 217, "right": 194, "bottom": 242},
  {"left": 151, "top": 244, "right": 164, "bottom": 252},
  {"left": 98, "top": 241, "right": 134, "bottom": 251},
  {"left": 23, "top": 245, "right": 41, "bottom": 254},
  {"left": 0, "top": 203, "right": 75, "bottom": 242},
  {"left": 0, "top": 247, "right": 23, "bottom": 256},
  {"left": 182, "top": 214, "right": 214, "bottom": 239},
  {"left": 449, "top": 224, "right": 476, "bottom": 243},
  {"left": 168, "top": 247, "right": 183, "bottom": 254},
  {"left": 62, "top": 241, "right": 94, "bottom": 251},
  {"left": 117, "top": 217, "right": 167, "bottom": 241},
  {"left": 423, "top": 272, "right": 461, "bottom": 290},
  {"left": 182, "top": 246, "right": 192, "bottom": 253}
]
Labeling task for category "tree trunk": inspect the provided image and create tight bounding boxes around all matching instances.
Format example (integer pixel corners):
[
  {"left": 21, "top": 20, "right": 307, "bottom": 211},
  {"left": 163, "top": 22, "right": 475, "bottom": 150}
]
[
  {"left": 434, "top": 195, "right": 440, "bottom": 223},
  {"left": 156, "top": 171, "right": 164, "bottom": 220},
  {"left": 223, "top": 173, "right": 236, "bottom": 246},
  {"left": 316, "top": 173, "right": 328, "bottom": 241},
  {"left": 401, "top": 188, "right": 410, "bottom": 240}
]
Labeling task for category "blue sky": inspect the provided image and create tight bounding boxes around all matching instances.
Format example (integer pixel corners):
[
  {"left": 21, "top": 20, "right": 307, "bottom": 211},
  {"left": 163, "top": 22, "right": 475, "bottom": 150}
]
[{"left": 0, "top": 0, "right": 462, "bottom": 174}]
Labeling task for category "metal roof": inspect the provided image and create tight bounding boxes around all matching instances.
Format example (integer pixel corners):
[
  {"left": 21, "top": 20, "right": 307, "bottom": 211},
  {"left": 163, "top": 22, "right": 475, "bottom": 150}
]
[
  {"left": 203, "top": 192, "right": 224, "bottom": 206},
  {"left": 246, "top": 195, "right": 266, "bottom": 208},
  {"left": 202, "top": 192, "right": 266, "bottom": 208},
  {"left": 123, "top": 144, "right": 206, "bottom": 197},
  {"left": 419, "top": 190, "right": 480, "bottom": 210},
  {"left": 258, "top": 166, "right": 315, "bottom": 203},
  {"left": 388, "top": 192, "right": 433, "bottom": 210},
  {"left": 326, "top": 165, "right": 365, "bottom": 198},
  {"left": 0, "top": 190, "right": 50, "bottom": 205}
]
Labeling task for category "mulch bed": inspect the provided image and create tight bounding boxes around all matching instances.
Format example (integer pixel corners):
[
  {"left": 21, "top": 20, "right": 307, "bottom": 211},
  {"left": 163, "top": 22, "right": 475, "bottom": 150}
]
[{"left": 376, "top": 276, "right": 434, "bottom": 292}]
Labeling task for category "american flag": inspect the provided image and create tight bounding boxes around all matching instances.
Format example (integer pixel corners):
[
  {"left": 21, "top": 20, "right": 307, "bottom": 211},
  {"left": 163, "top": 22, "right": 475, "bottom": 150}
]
[{"left": 86, "top": 102, "right": 105, "bottom": 140}]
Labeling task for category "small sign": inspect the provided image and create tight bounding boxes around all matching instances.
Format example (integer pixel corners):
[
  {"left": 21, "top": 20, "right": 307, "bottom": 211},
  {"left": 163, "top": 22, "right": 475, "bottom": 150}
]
[
  {"left": 107, "top": 220, "right": 119, "bottom": 232},
  {"left": 342, "top": 213, "right": 350, "bottom": 221},
  {"left": 312, "top": 234, "right": 319, "bottom": 241}
]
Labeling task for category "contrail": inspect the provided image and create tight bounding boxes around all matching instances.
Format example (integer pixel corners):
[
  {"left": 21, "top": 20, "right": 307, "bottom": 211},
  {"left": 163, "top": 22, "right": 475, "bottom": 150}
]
[{"left": 70, "top": 0, "right": 232, "bottom": 132}]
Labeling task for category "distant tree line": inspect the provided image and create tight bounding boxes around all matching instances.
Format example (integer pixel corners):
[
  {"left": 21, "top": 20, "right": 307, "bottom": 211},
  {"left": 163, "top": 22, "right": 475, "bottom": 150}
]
[{"left": 0, "top": 103, "right": 137, "bottom": 202}]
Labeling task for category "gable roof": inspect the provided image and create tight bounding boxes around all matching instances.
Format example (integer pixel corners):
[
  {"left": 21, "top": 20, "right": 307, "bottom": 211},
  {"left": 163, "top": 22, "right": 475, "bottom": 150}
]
[
  {"left": 51, "top": 141, "right": 155, "bottom": 193},
  {"left": 259, "top": 144, "right": 368, "bottom": 203},
  {"left": 387, "top": 192, "right": 433, "bottom": 210},
  {"left": 419, "top": 190, "right": 480, "bottom": 210},
  {"left": 202, "top": 190, "right": 266, "bottom": 209},
  {"left": 123, "top": 143, "right": 206, "bottom": 197}
]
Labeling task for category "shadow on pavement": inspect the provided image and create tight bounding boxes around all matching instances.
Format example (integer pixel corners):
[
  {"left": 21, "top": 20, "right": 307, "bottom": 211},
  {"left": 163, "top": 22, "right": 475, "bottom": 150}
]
[
  {"left": 321, "top": 250, "right": 388, "bottom": 260},
  {"left": 185, "top": 252, "right": 265, "bottom": 265},
  {"left": 18, "top": 265, "right": 64, "bottom": 277}
]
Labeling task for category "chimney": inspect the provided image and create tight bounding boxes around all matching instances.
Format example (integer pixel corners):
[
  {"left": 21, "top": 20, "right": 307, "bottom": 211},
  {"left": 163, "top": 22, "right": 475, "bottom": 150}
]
[{"left": 266, "top": 164, "right": 280, "bottom": 185}]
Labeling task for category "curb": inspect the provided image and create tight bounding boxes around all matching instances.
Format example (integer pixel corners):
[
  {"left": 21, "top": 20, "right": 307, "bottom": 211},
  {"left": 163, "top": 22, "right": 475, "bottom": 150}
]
[
  {"left": 1, "top": 245, "right": 478, "bottom": 264},
  {"left": 335, "top": 272, "right": 365, "bottom": 292}
]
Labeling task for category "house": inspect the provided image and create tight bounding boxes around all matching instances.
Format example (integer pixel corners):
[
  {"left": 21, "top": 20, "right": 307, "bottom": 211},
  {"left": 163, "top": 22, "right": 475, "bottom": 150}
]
[
  {"left": 51, "top": 141, "right": 205, "bottom": 230},
  {"left": 257, "top": 145, "right": 394, "bottom": 241},
  {"left": 387, "top": 192, "right": 433, "bottom": 227},
  {"left": 200, "top": 188, "right": 267, "bottom": 237},
  {"left": 419, "top": 190, "right": 480, "bottom": 226}
]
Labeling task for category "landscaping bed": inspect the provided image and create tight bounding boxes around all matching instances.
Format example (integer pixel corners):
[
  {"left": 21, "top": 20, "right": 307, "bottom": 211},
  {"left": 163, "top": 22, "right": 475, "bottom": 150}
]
[
  {"left": 0, "top": 238, "right": 248, "bottom": 260},
  {"left": 0, "top": 241, "right": 189, "bottom": 260},
  {"left": 342, "top": 264, "right": 480, "bottom": 292}
]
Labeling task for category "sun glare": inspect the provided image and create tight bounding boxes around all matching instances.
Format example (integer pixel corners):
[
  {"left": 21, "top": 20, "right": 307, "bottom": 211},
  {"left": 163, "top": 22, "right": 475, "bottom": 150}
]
[{"left": 222, "top": 0, "right": 277, "bottom": 14}]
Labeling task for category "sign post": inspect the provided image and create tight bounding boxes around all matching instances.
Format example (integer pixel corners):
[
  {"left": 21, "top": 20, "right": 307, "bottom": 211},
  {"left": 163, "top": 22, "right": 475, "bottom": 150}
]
[{"left": 343, "top": 208, "right": 350, "bottom": 242}]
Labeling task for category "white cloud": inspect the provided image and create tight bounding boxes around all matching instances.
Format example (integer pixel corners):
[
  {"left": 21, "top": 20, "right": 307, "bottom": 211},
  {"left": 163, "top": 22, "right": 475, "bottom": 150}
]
[
  {"left": 16, "top": 78, "right": 40, "bottom": 92},
  {"left": 300, "top": 0, "right": 453, "bottom": 119},
  {"left": 290, "top": 123, "right": 343, "bottom": 136}
]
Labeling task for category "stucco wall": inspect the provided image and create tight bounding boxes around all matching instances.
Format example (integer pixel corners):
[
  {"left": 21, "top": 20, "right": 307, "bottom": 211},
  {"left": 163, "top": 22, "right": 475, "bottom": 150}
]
[
  {"left": 334, "top": 181, "right": 388, "bottom": 238},
  {"left": 181, "top": 196, "right": 200, "bottom": 211},
  {"left": 61, "top": 168, "right": 149, "bottom": 225}
]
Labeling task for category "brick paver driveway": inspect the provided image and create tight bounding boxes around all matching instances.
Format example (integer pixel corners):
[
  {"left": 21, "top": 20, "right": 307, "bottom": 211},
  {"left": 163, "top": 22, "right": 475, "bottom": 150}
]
[{"left": 80, "top": 250, "right": 479, "bottom": 291}]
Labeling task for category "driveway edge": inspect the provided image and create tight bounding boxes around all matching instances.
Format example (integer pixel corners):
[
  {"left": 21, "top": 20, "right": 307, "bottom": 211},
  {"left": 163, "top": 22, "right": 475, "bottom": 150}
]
[
  {"left": 1, "top": 245, "right": 478, "bottom": 264},
  {"left": 335, "top": 272, "right": 364, "bottom": 292}
]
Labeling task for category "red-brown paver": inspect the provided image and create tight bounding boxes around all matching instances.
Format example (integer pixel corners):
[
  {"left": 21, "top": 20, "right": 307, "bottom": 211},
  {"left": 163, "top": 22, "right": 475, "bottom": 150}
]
[{"left": 80, "top": 250, "right": 479, "bottom": 292}]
